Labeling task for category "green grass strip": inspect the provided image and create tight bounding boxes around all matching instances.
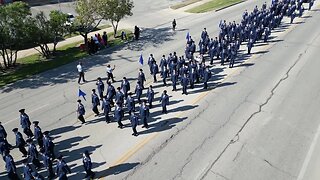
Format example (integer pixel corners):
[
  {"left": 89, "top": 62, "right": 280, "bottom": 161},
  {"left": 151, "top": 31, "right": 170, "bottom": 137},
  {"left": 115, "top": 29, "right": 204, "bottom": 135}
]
[
  {"left": 171, "top": 0, "right": 202, "bottom": 10},
  {"left": 186, "top": 0, "right": 243, "bottom": 13}
]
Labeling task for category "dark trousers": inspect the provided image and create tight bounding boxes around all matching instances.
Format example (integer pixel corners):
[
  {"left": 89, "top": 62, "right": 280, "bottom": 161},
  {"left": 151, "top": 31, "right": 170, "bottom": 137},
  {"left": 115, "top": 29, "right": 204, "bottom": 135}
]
[
  {"left": 37, "top": 137, "right": 43, "bottom": 149},
  {"left": 47, "top": 165, "right": 55, "bottom": 179},
  {"left": 132, "top": 126, "right": 138, "bottom": 135},
  {"left": 142, "top": 117, "right": 148, "bottom": 127},
  {"left": 32, "top": 158, "right": 41, "bottom": 168},
  {"left": 78, "top": 72, "right": 85, "bottom": 83},
  {"left": 8, "top": 171, "right": 19, "bottom": 180},
  {"left": 92, "top": 106, "right": 99, "bottom": 115},
  {"left": 172, "top": 82, "right": 176, "bottom": 91},
  {"left": 163, "top": 78, "right": 167, "bottom": 86},
  {"left": 153, "top": 74, "right": 157, "bottom": 82},
  {"left": 148, "top": 102, "right": 153, "bottom": 109},
  {"left": 107, "top": 73, "right": 115, "bottom": 82},
  {"left": 117, "top": 120, "right": 124, "bottom": 127},
  {"left": 18, "top": 145, "right": 28, "bottom": 156},
  {"left": 23, "top": 128, "right": 33, "bottom": 138},
  {"left": 182, "top": 85, "right": 188, "bottom": 94},
  {"left": 204, "top": 82, "right": 208, "bottom": 89},
  {"left": 78, "top": 115, "right": 86, "bottom": 124},
  {"left": 105, "top": 114, "right": 111, "bottom": 123},
  {"left": 162, "top": 106, "right": 167, "bottom": 114},
  {"left": 85, "top": 169, "right": 94, "bottom": 178}
]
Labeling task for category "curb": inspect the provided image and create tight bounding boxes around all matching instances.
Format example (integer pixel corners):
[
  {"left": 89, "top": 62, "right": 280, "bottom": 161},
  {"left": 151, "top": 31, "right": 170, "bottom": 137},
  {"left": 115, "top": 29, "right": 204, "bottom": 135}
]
[{"left": 215, "top": 0, "right": 246, "bottom": 12}]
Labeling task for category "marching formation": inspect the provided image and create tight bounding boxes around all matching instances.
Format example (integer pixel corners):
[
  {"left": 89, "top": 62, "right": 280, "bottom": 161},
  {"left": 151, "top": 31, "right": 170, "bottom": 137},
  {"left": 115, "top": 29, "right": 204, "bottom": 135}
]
[{"left": 0, "top": 0, "right": 315, "bottom": 179}]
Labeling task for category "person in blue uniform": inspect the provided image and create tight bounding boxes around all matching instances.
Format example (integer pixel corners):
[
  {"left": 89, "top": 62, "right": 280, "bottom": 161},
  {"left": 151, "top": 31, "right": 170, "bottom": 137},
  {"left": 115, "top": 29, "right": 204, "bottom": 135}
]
[
  {"left": 43, "top": 131, "right": 55, "bottom": 159},
  {"left": 181, "top": 74, "right": 189, "bottom": 95},
  {"left": 139, "top": 100, "right": 150, "bottom": 128},
  {"left": 19, "top": 109, "right": 33, "bottom": 139},
  {"left": 77, "top": 100, "right": 86, "bottom": 124},
  {"left": 159, "top": 55, "right": 167, "bottom": 76},
  {"left": 138, "top": 69, "right": 146, "bottom": 89},
  {"left": 23, "top": 158, "right": 35, "bottom": 180},
  {"left": 33, "top": 121, "right": 43, "bottom": 151},
  {"left": 106, "top": 81, "right": 116, "bottom": 106},
  {"left": 171, "top": 69, "right": 178, "bottom": 91},
  {"left": 203, "top": 67, "right": 212, "bottom": 89},
  {"left": 4, "top": 150, "right": 19, "bottom": 180},
  {"left": 159, "top": 90, "right": 169, "bottom": 114},
  {"left": 12, "top": 128, "right": 27, "bottom": 157},
  {"left": 26, "top": 138, "right": 41, "bottom": 170},
  {"left": 121, "top": 77, "right": 130, "bottom": 99},
  {"left": 91, "top": 89, "right": 100, "bottom": 116},
  {"left": 126, "top": 92, "right": 135, "bottom": 115},
  {"left": 96, "top": 77, "right": 104, "bottom": 100},
  {"left": 152, "top": 61, "right": 159, "bottom": 83},
  {"left": 162, "top": 66, "right": 168, "bottom": 86},
  {"left": 147, "top": 54, "right": 155, "bottom": 74},
  {"left": 55, "top": 155, "right": 71, "bottom": 180},
  {"left": 83, "top": 150, "right": 95, "bottom": 178},
  {"left": 114, "top": 103, "right": 124, "bottom": 129},
  {"left": 247, "top": 38, "right": 253, "bottom": 54},
  {"left": 135, "top": 81, "right": 143, "bottom": 103},
  {"left": 130, "top": 113, "right": 139, "bottom": 136},
  {"left": 146, "top": 85, "right": 155, "bottom": 108},
  {"left": 115, "top": 87, "right": 125, "bottom": 107},
  {"left": 102, "top": 97, "right": 111, "bottom": 123},
  {"left": 41, "top": 152, "right": 54, "bottom": 179},
  {"left": 0, "top": 122, "right": 8, "bottom": 139}
]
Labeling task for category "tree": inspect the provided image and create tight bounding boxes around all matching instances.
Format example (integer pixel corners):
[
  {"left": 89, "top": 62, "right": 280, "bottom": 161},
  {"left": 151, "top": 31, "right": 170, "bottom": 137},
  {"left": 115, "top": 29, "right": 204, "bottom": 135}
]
[
  {"left": 74, "top": 0, "right": 102, "bottom": 45},
  {"left": 32, "top": 10, "right": 67, "bottom": 58},
  {"left": 0, "top": 2, "right": 34, "bottom": 69},
  {"left": 98, "top": 0, "right": 134, "bottom": 37}
]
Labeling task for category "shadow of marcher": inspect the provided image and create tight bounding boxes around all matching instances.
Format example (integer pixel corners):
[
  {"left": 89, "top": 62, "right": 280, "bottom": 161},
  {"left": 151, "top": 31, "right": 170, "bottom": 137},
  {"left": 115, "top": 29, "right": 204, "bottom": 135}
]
[{"left": 96, "top": 162, "right": 140, "bottom": 178}]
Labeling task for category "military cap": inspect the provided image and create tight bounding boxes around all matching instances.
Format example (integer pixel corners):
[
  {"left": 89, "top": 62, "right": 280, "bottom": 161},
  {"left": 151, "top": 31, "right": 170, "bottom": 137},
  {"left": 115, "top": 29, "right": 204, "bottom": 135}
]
[
  {"left": 32, "top": 121, "right": 39, "bottom": 125},
  {"left": 12, "top": 128, "right": 18, "bottom": 132},
  {"left": 19, "top": 109, "right": 25, "bottom": 113},
  {"left": 77, "top": 99, "right": 81, "bottom": 103}
]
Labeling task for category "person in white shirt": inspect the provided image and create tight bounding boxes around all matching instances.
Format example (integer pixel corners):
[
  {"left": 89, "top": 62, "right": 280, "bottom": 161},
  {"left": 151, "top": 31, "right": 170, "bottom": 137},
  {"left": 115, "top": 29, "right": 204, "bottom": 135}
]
[
  {"left": 106, "top": 64, "right": 116, "bottom": 83},
  {"left": 77, "top": 62, "right": 86, "bottom": 84}
]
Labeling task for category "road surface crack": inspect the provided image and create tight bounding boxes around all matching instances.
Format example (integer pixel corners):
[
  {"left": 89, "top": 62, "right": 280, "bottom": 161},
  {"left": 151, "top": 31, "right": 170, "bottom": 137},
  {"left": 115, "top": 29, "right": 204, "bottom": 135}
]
[
  {"left": 211, "top": 171, "right": 230, "bottom": 180},
  {"left": 263, "top": 159, "right": 296, "bottom": 178},
  {"left": 199, "top": 51, "right": 305, "bottom": 180}
]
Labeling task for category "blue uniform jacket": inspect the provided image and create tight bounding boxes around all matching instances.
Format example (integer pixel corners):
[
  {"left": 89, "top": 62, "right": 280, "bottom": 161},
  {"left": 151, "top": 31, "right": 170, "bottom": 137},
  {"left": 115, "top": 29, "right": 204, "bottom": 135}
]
[
  {"left": 160, "top": 94, "right": 169, "bottom": 107},
  {"left": 15, "top": 132, "right": 25, "bottom": 147},
  {"left": 20, "top": 114, "right": 31, "bottom": 129},
  {"left": 5, "top": 155, "right": 16, "bottom": 173}
]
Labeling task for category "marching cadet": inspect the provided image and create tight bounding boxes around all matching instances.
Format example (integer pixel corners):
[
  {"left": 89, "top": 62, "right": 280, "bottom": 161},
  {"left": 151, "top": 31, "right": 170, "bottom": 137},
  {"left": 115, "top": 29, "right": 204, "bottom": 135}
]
[
  {"left": 229, "top": 46, "right": 236, "bottom": 68},
  {"left": 42, "top": 152, "right": 54, "bottom": 179},
  {"left": 33, "top": 121, "right": 43, "bottom": 150},
  {"left": 189, "top": 64, "right": 196, "bottom": 89},
  {"left": 146, "top": 85, "right": 155, "bottom": 108},
  {"left": 4, "top": 150, "right": 19, "bottom": 180},
  {"left": 115, "top": 87, "right": 125, "bottom": 106},
  {"left": 77, "top": 100, "right": 86, "bottom": 124},
  {"left": 0, "top": 138, "right": 10, "bottom": 161},
  {"left": 0, "top": 122, "right": 7, "bottom": 139},
  {"left": 23, "top": 158, "right": 35, "bottom": 180},
  {"left": 135, "top": 81, "right": 143, "bottom": 103},
  {"left": 102, "top": 97, "right": 111, "bottom": 123},
  {"left": 56, "top": 155, "right": 72, "bottom": 180},
  {"left": 203, "top": 67, "right": 212, "bottom": 89},
  {"left": 290, "top": 11, "right": 296, "bottom": 24},
  {"left": 130, "top": 113, "right": 139, "bottom": 136},
  {"left": 147, "top": 54, "right": 155, "bottom": 74},
  {"left": 139, "top": 100, "right": 150, "bottom": 128},
  {"left": 91, "top": 89, "right": 100, "bottom": 116},
  {"left": 159, "top": 55, "right": 167, "bottom": 76},
  {"left": 82, "top": 150, "right": 95, "bottom": 178},
  {"left": 96, "top": 77, "right": 105, "bottom": 100},
  {"left": 247, "top": 38, "right": 254, "bottom": 54},
  {"left": 19, "top": 109, "right": 33, "bottom": 138},
  {"left": 114, "top": 102, "right": 124, "bottom": 129},
  {"left": 43, "top": 131, "right": 55, "bottom": 159},
  {"left": 26, "top": 138, "right": 41, "bottom": 170},
  {"left": 162, "top": 66, "right": 168, "bottom": 86},
  {"left": 159, "top": 90, "right": 169, "bottom": 114},
  {"left": 171, "top": 69, "right": 178, "bottom": 91},
  {"left": 106, "top": 81, "right": 116, "bottom": 106},
  {"left": 138, "top": 69, "right": 146, "bottom": 89},
  {"left": 121, "top": 77, "right": 130, "bottom": 99},
  {"left": 181, "top": 74, "right": 189, "bottom": 95},
  {"left": 126, "top": 92, "right": 135, "bottom": 115},
  {"left": 152, "top": 61, "right": 159, "bottom": 83},
  {"left": 264, "top": 27, "right": 270, "bottom": 42},
  {"left": 12, "top": 128, "right": 27, "bottom": 157}
]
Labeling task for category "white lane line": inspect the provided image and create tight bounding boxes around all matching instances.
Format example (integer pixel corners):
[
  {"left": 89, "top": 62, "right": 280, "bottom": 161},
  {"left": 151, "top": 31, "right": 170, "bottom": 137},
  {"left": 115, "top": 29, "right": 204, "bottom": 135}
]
[
  {"left": 3, "top": 104, "right": 50, "bottom": 125},
  {"left": 297, "top": 121, "right": 320, "bottom": 180}
]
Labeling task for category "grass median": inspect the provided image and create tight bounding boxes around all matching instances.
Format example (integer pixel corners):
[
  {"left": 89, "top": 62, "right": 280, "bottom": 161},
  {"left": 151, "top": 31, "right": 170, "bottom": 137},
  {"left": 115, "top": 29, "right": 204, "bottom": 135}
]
[
  {"left": 0, "top": 29, "right": 133, "bottom": 87},
  {"left": 186, "top": 0, "right": 244, "bottom": 13},
  {"left": 171, "top": 0, "right": 202, "bottom": 10}
]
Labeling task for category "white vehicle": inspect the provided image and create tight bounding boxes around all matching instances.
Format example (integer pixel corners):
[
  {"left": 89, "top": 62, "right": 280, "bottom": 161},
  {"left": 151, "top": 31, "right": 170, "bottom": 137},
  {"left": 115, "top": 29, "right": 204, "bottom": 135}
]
[{"left": 65, "top": 13, "right": 75, "bottom": 26}]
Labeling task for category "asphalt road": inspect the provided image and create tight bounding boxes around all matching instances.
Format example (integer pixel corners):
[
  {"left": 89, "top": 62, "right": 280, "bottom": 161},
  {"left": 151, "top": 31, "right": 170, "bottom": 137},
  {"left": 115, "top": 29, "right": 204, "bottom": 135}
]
[{"left": 1, "top": 0, "right": 320, "bottom": 180}]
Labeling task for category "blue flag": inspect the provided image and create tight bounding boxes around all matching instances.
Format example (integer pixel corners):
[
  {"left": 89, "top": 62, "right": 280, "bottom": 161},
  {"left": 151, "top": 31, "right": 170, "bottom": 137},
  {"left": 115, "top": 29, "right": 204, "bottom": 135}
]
[
  {"left": 186, "top": 32, "right": 190, "bottom": 41},
  {"left": 78, "top": 89, "right": 86, "bottom": 101},
  {"left": 139, "top": 54, "right": 143, "bottom": 65}
]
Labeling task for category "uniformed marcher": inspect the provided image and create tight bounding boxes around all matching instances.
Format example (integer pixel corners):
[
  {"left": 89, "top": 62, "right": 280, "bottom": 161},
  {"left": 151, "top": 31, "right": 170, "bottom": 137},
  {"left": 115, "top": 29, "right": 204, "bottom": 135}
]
[
  {"left": 130, "top": 113, "right": 139, "bottom": 136},
  {"left": 102, "top": 98, "right": 111, "bottom": 123},
  {"left": 42, "top": 152, "right": 54, "bottom": 179},
  {"left": 56, "top": 155, "right": 71, "bottom": 180},
  {"left": 203, "top": 67, "right": 212, "bottom": 89},
  {"left": 4, "top": 150, "right": 19, "bottom": 180},
  {"left": 247, "top": 38, "right": 254, "bottom": 54},
  {"left": 171, "top": 69, "right": 178, "bottom": 91},
  {"left": 139, "top": 100, "right": 150, "bottom": 128},
  {"left": 126, "top": 92, "right": 135, "bottom": 115},
  {"left": 181, "top": 74, "right": 189, "bottom": 95},
  {"left": 115, "top": 87, "right": 125, "bottom": 106},
  {"left": 82, "top": 150, "right": 95, "bottom": 178},
  {"left": 26, "top": 138, "right": 41, "bottom": 170},
  {"left": 135, "top": 81, "right": 143, "bottom": 103},
  {"left": 43, "top": 131, "right": 55, "bottom": 159},
  {"left": 23, "top": 158, "right": 35, "bottom": 180},
  {"left": 138, "top": 69, "right": 146, "bottom": 89},
  {"left": 19, "top": 109, "right": 33, "bottom": 138},
  {"left": 114, "top": 103, "right": 124, "bottom": 129},
  {"left": 120, "top": 77, "right": 130, "bottom": 99},
  {"left": 12, "top": 128, "right": 27, "bottom": 157},
  {"left": 159, "top": 90, "right": 169, "bottom": 114},
  {"left": 96, "top": 77, "right": 105, "bottom": 100},
  {"left": 146, "top": 85, "right": 155, "bottom": 108},
  {"left": 152, "top": 61, "right": 159, "bottom": 83},
  {"left": 33, "top": 121, "right": 43, "bottom": 151},
  {"left": 162, "top": 66, "right": 168, "bottom": 86},
  {"left": 77, "top": 100, "right": 86, "bottom": 124},
  {"left": 147, "top": 54, "right": 155, "bottom": 74},
  {"left": 0, "top": 122, "right": 8, "bottom": 139},
  {"left": 106, "top": 81, "right": 116, "bottom": 106},
  {"left": 91, "top": 89, "right": 100, "bottom": 116}
]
